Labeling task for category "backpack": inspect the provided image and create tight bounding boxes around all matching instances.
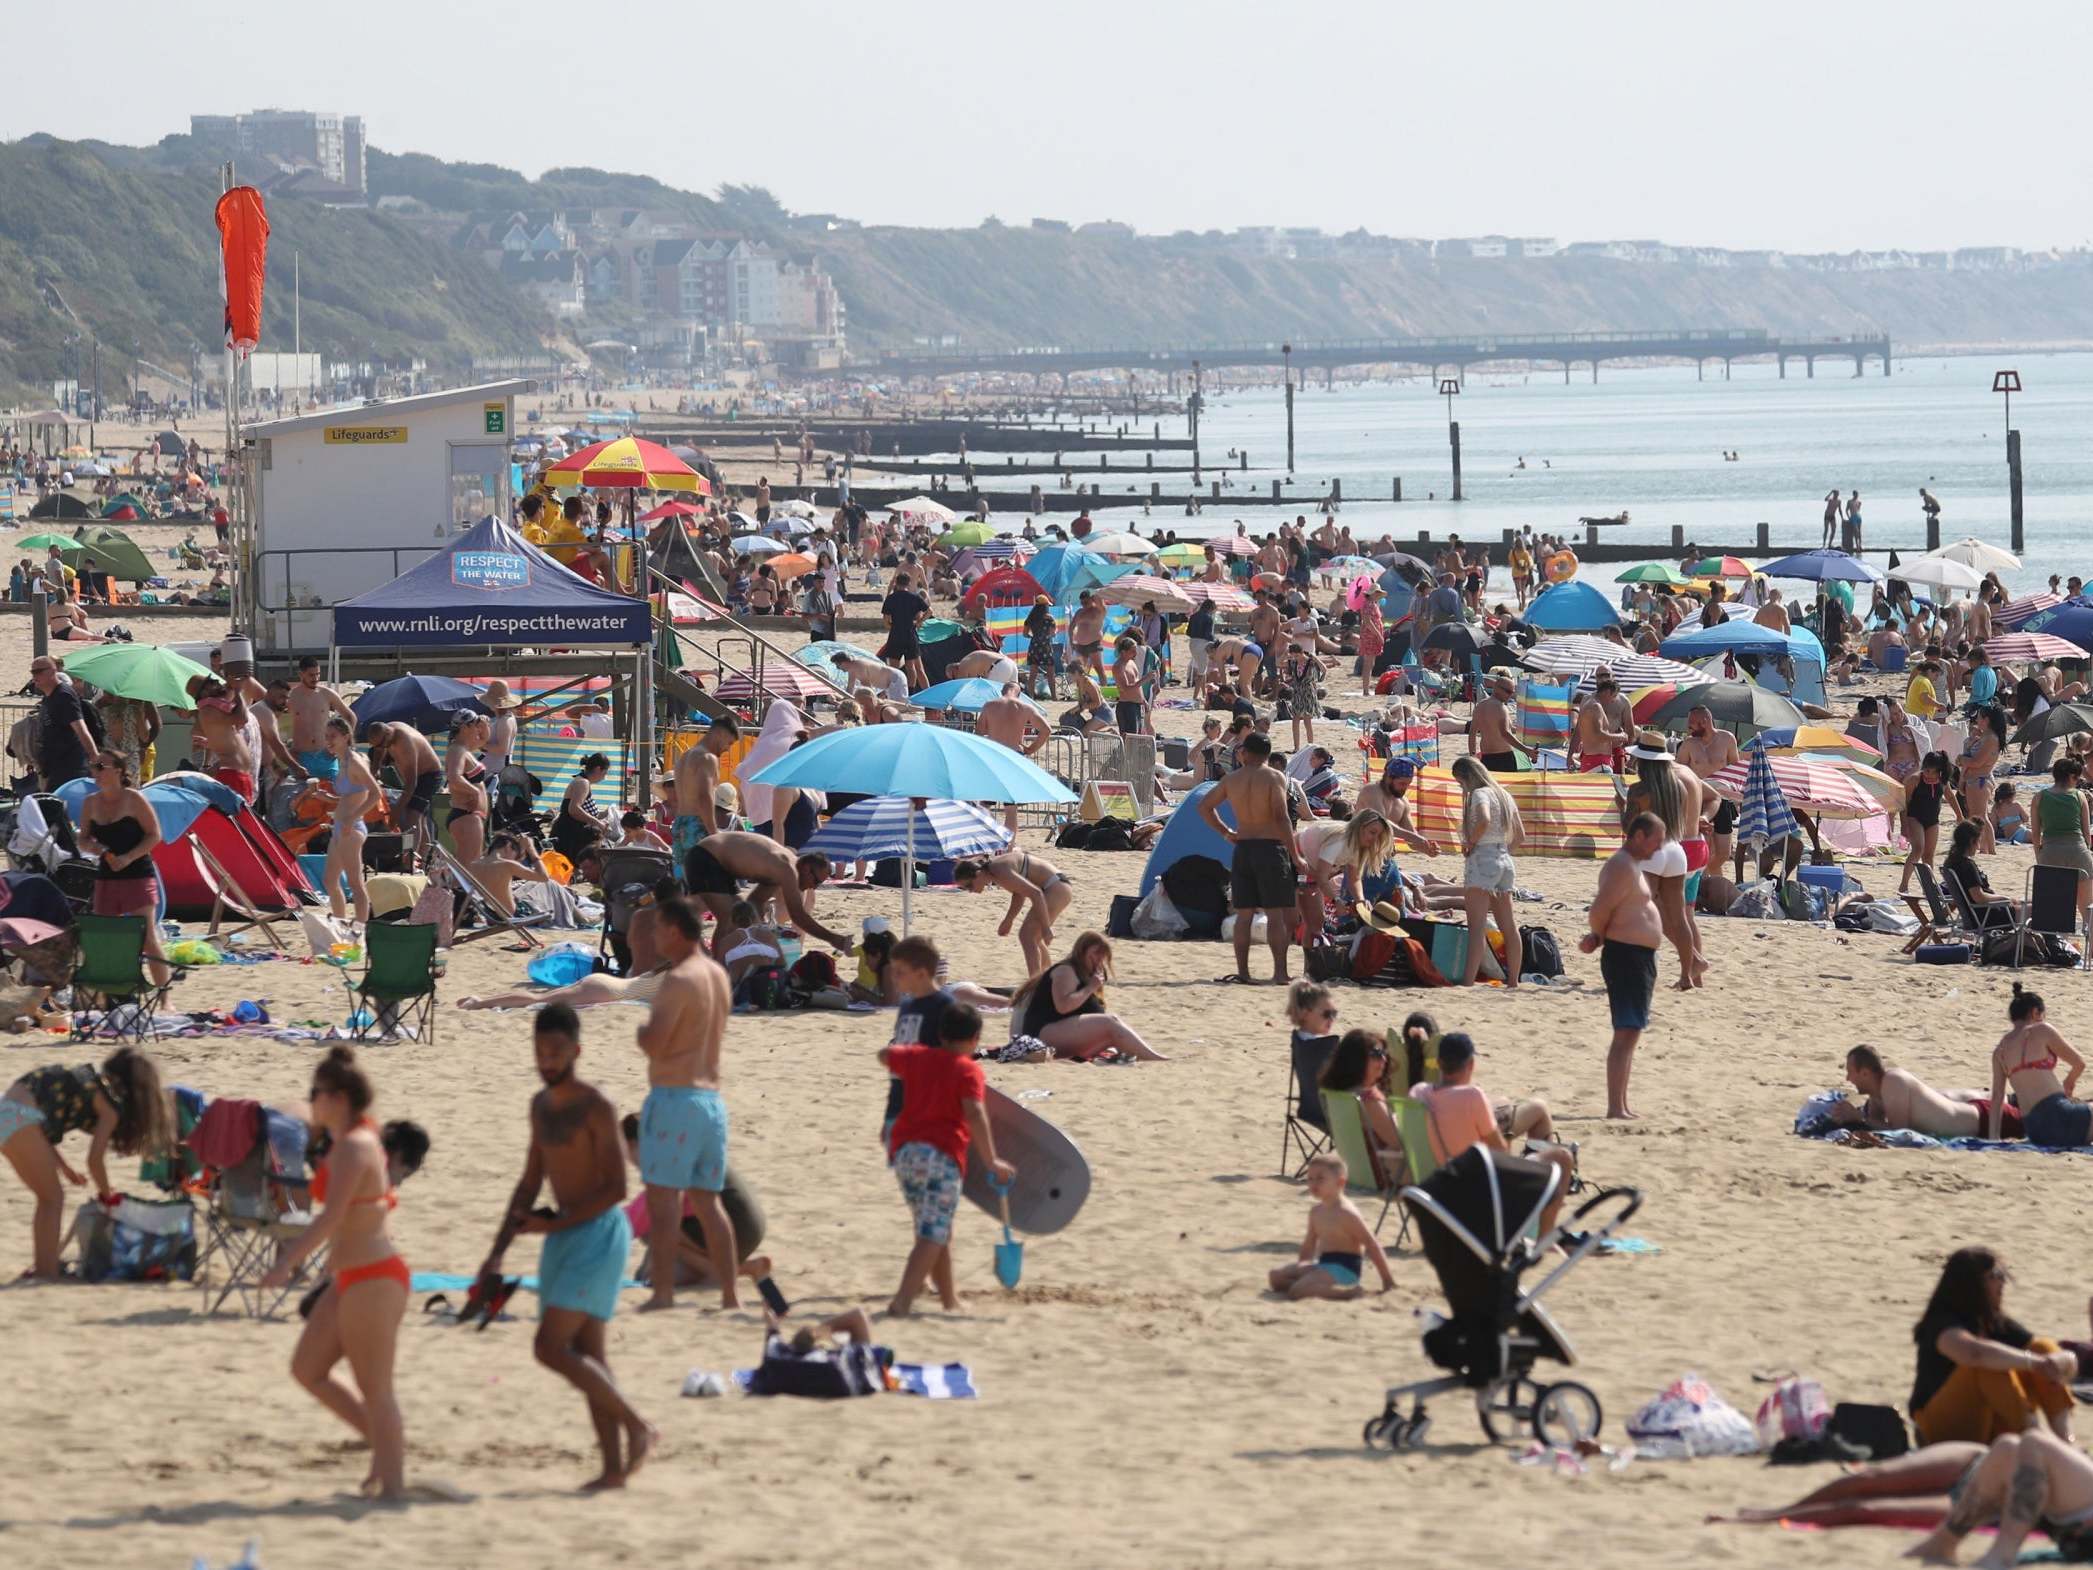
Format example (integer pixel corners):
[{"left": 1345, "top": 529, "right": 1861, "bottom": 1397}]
[
  {"left": 789, "top": 952, "right": 839, "bottom": 993},
  {"left": 734, "top": 964, "right": 791, "bottom": 1012},
  {"left": 1055, "top": 821, "right": 1095, "bottom": 850},
  {"left": 1519, "top": 927, "right": 1563, "bottom": 979},
  {"left": 79, "top": 694, "right": 109, "bottom": 752},
  {"left": 1083, "top": 819, "right": 1134, "bottom": 853}
]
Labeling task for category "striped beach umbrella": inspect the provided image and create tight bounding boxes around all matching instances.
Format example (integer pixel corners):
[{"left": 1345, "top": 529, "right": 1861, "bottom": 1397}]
[
  {"left": 1709, "top": 750, "right": 1877, "bottom": 822},
  {"left": 1206, "top": 533, "right": 1260, "bottom": 558},
  {"left": 713, "top": 662, "right": 839, "bottom": 705},
  {"left": 1985, "top": 632, "right": 2090, "bottom": 664},
  {"left": 542, "top": 436, "right": 709, "bottom": 494},
  {"left": 1177, "top": 581, "right": 1255, "bottom": 611},
  {"left": 1996, "top": 591, "right": 2062, "bottom": 630},
  {"left": 1095, "top": 574, "right": 1194, "bottom": 613},
  {"left": 802, "top": 796, "right": 1014, "bottom": 934},
  {"left": 1758, "top": 725, "right": 1883, "bottom": 763},
  {"left": 1734, "top": 746, "right": 1800, "bottom": 851}
]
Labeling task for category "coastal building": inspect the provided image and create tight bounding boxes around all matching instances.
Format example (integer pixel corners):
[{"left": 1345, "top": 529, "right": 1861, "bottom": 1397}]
[{"left": 189, "top": 109, "right": 366, "bottom": 198}]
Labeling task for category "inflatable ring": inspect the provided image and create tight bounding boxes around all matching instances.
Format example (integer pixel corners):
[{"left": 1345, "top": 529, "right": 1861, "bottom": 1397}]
[{"left": 1544, "top": 550, "right": 1579, "bottom": 585}]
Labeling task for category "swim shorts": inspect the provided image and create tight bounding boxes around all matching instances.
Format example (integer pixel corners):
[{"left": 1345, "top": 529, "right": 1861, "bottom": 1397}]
[
  {"left": 1680, "top": 837, "right": 1710, "bottom": 874},
  {"left": 1712, "top": 799, "right": 1738, "bottom": 835},
  {"left": 1316, "top": 1251, "right": 1363, "bottom": 1289},
  {"left": 672, "top": 813, "right": 706, "bottom": 861},
  {"left": 1478, "top": 751, "right": 1518, "bottom": 774},
  {"left": 297, "top": 749, "right": 340, "bottom": 782},
  {"left": 1965, "top": 1097, "right": 2026, "bottom": 1140},
  {"left": 538, "top": 1207, "right": 633, "bottom": 1322},
  {"left": 683, "top": 842, "right": 739, "bottom": 896},
  {"left": 1115, "top": 700, "right": 1144, "bottom": 734},
  {"left": 1600, "top": 939, "right": 1659, "bottom": 1032},
  {"left": 1578, "top": 752, "right": 1622, "bottom": 774},
  {"left": 211, "top": 768, "right": 256, "bottom": 803},
  {"left": 640, "top": 1086, "right": 728, "bottom": 1192},
  {"left": 404, "top": 771, "right": 439, "bottom": 815},
  {"left": 1230, "top": 838, "right": 1296, "bottom": 910},
  {"left": 892, "top": 1140, "right": 963, "bottom": 1245}
]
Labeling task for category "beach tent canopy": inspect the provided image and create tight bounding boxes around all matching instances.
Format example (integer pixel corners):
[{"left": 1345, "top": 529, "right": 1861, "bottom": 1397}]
[
  {"left": 332, "top": 515, "right": 650, "bottom": 649},
  {"left": 150, "top": 430, "right": 188, "bottom": 455},
  {"left": 1658, "top": 623, "right": 1824, "bottom": 663},
  {"left": 1522, "top": 581, "right": 1626, "bottom": 632},
  {"left": 28, "top": 492, "right": 93, "bottom": 521},
  {"left": 71, "top": 525, "right": 155, "bottom": 582},
  {"left": 54, "top": 771, "right": 310, "bottom": 919},
  {"left": 1138, "top": 781, "right": 1235, "bottom": 898},
  {"left": 1027, "top": 543, "right": 1136, "bottom": 600},
  {"left": 646, "top": 519, "right": 730, "bottom": 602}
]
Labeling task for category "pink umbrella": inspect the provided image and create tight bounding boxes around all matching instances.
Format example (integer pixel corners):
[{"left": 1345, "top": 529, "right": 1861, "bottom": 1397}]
[
  {"left": 1985, "top": 632, "right": 2089, "bottom": 664},
  {"left": 1702, "top": 754, "right": 1883, "bottom": 819},
  {"left": 1095, "top": 574, "right": 1193, "bottom": 612},
  {"left": 1996, "top": 591, "right": 2063, "bottom": 631},
  {"left": 1177, "top": 581, "right": 1255, "bottom": 611},
  {"left": 1205, "top": 533, "right": 1260, "bottom": 558},
  {"left": 712, "top": 663, "right": 838, "bottom": 704}
]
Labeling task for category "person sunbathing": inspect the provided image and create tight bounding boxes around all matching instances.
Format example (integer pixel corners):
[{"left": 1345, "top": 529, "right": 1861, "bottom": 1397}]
[
  {"left": 1906, "top": 1428, "right": 2093, "bottom": 1566},
  {"left": 1831, "top": 1044, "right": 2023, "bottom": 1140}
]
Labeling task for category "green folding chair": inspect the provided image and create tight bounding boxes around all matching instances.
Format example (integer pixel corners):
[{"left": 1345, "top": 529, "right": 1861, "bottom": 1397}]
[
  {"left": 350, "top": 921, "right": 440, "bottom": 1044},
  {"left": 70, "top": 913, "right": 171, "bottom": 1043},
  {"left": 1389, "top": 1095, "right": 1444, "bottom": 1251},
  {"left": 1319, "top": 1089, "right": 1399, "bottom": 1238}
]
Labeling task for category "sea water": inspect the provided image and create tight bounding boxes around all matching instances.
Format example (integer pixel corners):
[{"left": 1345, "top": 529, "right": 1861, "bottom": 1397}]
[{"left": 1039, "top": 352, "right": 2093, "bottom": 591}]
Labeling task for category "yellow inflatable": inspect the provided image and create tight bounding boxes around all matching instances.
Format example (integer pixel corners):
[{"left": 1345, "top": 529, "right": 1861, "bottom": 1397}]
[{"left": 1544, "top": 549, "right": 1579, "bottom": 585}]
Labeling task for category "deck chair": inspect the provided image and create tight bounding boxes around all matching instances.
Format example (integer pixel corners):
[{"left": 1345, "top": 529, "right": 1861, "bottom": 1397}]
[
  {"left": 1387, "top": 1095, "right": 1449, "bottom": 1251},
  {"left": 69, "top": 913, "right": 172, "bottom": 1042},
  {"left": 2017, "top": 864, "right": 2086, "bottom": 970},
  {"left": 430, "top": 846, "right": 546, "bottom": 948},
  {"left": 195, "top": 1109, "right": 322, "bottom": 1318},
  {"left": 1279, "top": 1031, "right": 1338, "bottom": 1179},
  {"left": 350, "top": 920, "right": 440, "bottom": 1043},
  {"left": 1319, "top": 1089, "right": 1399, "bottom": 1237},
  {"left": 194, "top": 839, "right": 291, "bottom": 950},
  {"left": 1903, "top": 864, "right": 1976, "bottom": 955}
]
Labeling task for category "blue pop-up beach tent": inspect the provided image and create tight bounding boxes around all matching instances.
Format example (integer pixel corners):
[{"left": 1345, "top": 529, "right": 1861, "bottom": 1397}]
[{"left": 331, "top": 515, "right": 650, "bottom": 649}]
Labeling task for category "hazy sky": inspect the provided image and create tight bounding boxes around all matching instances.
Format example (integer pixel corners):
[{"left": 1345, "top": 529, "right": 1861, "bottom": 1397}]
[{"left": 11, "top": 0, "right": 2091, "bottom": 251}]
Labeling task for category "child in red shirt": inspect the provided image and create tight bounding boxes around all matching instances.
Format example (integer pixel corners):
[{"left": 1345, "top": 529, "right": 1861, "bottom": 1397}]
[{"left": 877, "top": 1002, "right": 1014, "bottom": 1315}]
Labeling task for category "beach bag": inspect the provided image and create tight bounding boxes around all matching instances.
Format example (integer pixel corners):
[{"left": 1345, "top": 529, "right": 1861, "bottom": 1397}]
[
  {"left": 1107, "top": 892, "right": 1139, "bottom": 939},
  {"left": 1055, "top": 821, "right": 1095, "bottom": 850},
  {"left": 1626, "top": 1373, "right": 1760, "bottom": 1459},
  {"left": 1914, "top": 942, "right": 1972, "bottom": 966},
  {"left": 734, "top": 964, "right": 791, "bottom": 1012},
  {"left": 1827, "top": 1402, "right": 1910, "bottom": 1460},
  {"left": 1753, "top": 1378, "right": 1831, "bottom": 1449},
  {"left": 1304, "top": 940, "right": 1350, "bottom": 983},
  {"left": 789, "top": 952, "right": 839, "bottom": 993},
  {"left": 74, "top": 1195, "right": 196, "bottom": 1283},
  {"left": 1519, "top": 927, "right": 1563, "bottom": 979},
  {"left": 1130, "top": 884, "right": 1189, "bottom": 941},
  {"left": 1084, "top": 819, "right": 1135, "bottom": 853}
]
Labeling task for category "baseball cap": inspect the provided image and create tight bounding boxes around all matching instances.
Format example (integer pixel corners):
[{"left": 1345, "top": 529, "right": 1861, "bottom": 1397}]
[{"left": 1384, "top": 758, "right": 1418, "bottom": 780}]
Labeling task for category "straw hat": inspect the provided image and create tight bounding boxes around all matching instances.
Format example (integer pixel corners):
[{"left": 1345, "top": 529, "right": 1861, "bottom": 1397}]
[
  {"left": 482, "top": 679, "right": 522, "bottom": 711},
  {"left": 1626, "top": 729, "right": 1673, "bottom": 763},
  {"left": 714, "top": 782, "right": 740, "bottom": 812},
  {"left": 1355, "top": 900, "right": 1407, "bottom": 934}
]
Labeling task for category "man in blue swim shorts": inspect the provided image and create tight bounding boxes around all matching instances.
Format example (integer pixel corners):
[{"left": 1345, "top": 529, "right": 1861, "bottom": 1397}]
[
  {"left": 286, "top": 656, "right": 355, "bottom": 782},
  {"left": 670, "top": 712, "right": 740, "bottom": 882},
  {"left": 634, "top": 894, "right": 742, "bottom": 1311},
  {"left": 476, "top": 1002, "right": 655, "bottom": 1490}
]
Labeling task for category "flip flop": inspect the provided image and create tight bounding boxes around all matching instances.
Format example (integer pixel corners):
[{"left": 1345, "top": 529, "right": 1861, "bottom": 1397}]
[{"left": 457, "top": 1274, "right": 520, "bottom": 1330}]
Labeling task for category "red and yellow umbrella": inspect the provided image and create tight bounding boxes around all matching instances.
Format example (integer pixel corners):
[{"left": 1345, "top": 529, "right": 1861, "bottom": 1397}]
[
  {"left": 543, "top": 437, "right": 710, "bottom": 495},
  {"left": 638, "top": 499, "right": 706, "bottom": 523}
]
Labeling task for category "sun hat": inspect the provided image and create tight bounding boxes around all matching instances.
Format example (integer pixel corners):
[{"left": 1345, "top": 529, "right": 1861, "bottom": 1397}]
[{"left": 1355, "top": 900, "right": 1407, "bottom": 934}]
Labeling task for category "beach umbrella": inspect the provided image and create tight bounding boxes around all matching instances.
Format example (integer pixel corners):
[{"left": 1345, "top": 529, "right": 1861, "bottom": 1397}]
[
  {"left": 1733, "top": 747, "right": 1800, "bottom": 853},
  {"left": 637, "top": 500, "right": 704, "bottom": 523},
  {"left": 1616, "top": 563, "right": 1688, "bottom": 585},
  {"left": 55, "top": 642, "right": 213, "bottom": 710},
  {"left": 1094, "top": 574, "right": 1193, "bottom": 613},
  {"left": 2009, "top": 703, "right": 2093, "bottom": 747},
  {"left": 1706, "top": 750, "right": 1879, "bottom": 821},
  {"left": 15, "top": 532, "right": 82, "bottom": 556},
  {"left": 1523, "top": 581, "right": 1625, "bottom": 631},
  {"left": 1523, "top": 636, "right": 1695, "bottom": 685},
  {"left": 936, "top": 522, "right": 994, "bottom": 550},
  {"left": 1758, "top": 548, "right": 1883, "bottom": 584},
  {"left": 1688, "top": 555, "right": 1755, "bottom": 578},
  {"left": 1573, "top": 654, "right": 1713, "bottom": 695},
  {"left": 1985, "top": 632, "right": 2090, "bottom": 664},
  {"left": 351, "top": 674, "right": 489, "bottom": 733},
  {"left": 1176, "top": 581, "right": 1256, "bottom": 611},
  {"left": 1423, "top": 621, "right": 1487, "bottom": 658},
  {"left": 1892, "top": 556, "right": 1984, "bottom": 593},
  {"left": 1625, "top": 682, "right": 1699, "bottom": 723},
  {"left": 714, "top": 663, "right": 838, "bottom": 705},
  {"left": 1997, "top": 591, "right": 2063, "bottom": 631},
  {"left": 772, "top": 499, "right": 818, "bottom": 520},
  {"left": 1658, "top": 622, "right": 1797, "bottom": 660},
  {"left": 541, "top": 436, "right": 710, "bottom": 495},
  {"left": 1641, "top": 680, "right": 1805, "bottom": 734},
  {"left": 1926, "top": 537, "right": 2021, "bottom": 573},
  {"left": 911, "top": 677, "right": 1038, "bottom": 714},
  {"left": 761, "top": 513, "right": 815, "bottom": 539},
  {"left": 888, "top": 496, "right": 958, "bottom": 524},
  {"left": 793, "top": 640, "right": 881, "bottom": 683},
  {"left": 730, "top": 534, "right": 788, "bottom": 556},
  {"left": 1156, "top": 542, "right": 1207, "bottom": 571},
  {"left": 2023, "top": 603, "right": 2093, "bottom": 650},
  {"left": 767, "top": 552, "right": 818, "bottom": 583},
  {"left": 1208, "top": 533, "right": 1261, "bottom": 559},
  {"left": 802, "top": 796, "right": 1014, "bottom": 935},
  {"left": 1320, "top": 554, "right": 1382, "bottom": 580},
  {"left": 748, "top": 721, "right": 1080, "bottom": 805},
  {"left": 952, "top": 541, "right": 1031, "bottom": 574},
  {"left": 1085, "top": 531, "right": 1157, "bottom": 559},
  {"left": 1375, "top": 550, "right": 1433, "bottom": 585},
  {"left": 1796, "top": 755, "right": 1906, "bottom": 814},
  {"left": 1758, "top": 725, "right": 1883, "bottom": 763}
]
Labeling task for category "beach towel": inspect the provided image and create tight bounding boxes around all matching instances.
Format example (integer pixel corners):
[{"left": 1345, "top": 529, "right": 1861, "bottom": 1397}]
[
  {"left": 892, "top": 1362, "right": 978, "bottom": 1399},
  {"left": 1794, "top": 1087, "right": 2089, "bottom": 1153}
]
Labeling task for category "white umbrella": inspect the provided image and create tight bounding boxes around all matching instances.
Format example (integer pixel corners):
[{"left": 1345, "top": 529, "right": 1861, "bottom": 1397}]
[
  {"left": 1892, "top": 556, "right": 1984, "bottom": 592},
  {"left": 888, "top": 496, "right": 958, "bottom": 524},
  {"left": 772, "top": 499, "right": 818, "bottom": 519},
  {"left": 1085, "top": 530, "right": 1157, "bottom": 559},
  {"left": 731, "top": 534, "right": 787, "bottom": 556},
  {"left": 1923, "top": 537, "right": 2021, "bottom": 573}
]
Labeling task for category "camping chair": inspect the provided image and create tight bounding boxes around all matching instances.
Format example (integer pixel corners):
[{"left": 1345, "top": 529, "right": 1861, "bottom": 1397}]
[
  {"left": 350, "top": 919, "right": 440, "bottom": 1044},
  {"left": 2018, "top": 864, "right": 2086, "bottom": 970},
  {"left": 1279, "top": 1032, "right": 1338, "bottom": 1179},
  {"left": 1388, "top": 1095, "right": 1443, "bottom": 1251},
  {"left": 1903, "top": 864, "right": 1978, "bottom": 956},
  {"left": 429, "top": 845, "right": 546, "bottom": 949},
  {"left": 1319, "top": 1089, "right": 1399, "bottom": 1238},
  {"left": 69, "top": 913, "right": 172, "bottom": 1042},
  {"left": 193, "top": 838, "right": 292, "bottom": 950},
  {"left": 193, "top": 1107, "right": 322, "bottom": 1318}
]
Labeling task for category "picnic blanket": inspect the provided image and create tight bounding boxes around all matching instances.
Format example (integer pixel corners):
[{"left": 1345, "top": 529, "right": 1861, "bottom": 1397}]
[{"left": 729, "top": 1361, "right": 978, "bottom": 1399}]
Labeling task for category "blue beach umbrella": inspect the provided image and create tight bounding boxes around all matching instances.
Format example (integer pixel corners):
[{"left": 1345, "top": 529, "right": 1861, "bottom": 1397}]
[
  {"left": 803, "top": 796, "right": 1013, "bottom": 935},
  {"left": 1758, "top": 549, "right": 1883, "bottom": 584},
  {"left": 911, "top": 678, "right": 1048, "bottom": 714},
  {"left": 749, "top": 720, "right": 1079, "bottom": 805},
  {"left": 1737, "top": 743, "right": 1799, "bottom": 856},
  {"left": 351, "top": 674, "right": 489, "bottom": 734}
]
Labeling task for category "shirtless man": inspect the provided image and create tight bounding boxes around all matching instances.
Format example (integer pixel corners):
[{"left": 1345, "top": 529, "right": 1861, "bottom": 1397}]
[
  {"left": 672, "top": 712, "right": 739, "bottom": 880},
  {"left": 1067, "top": 591, "right": 1107, "bottom": 680},
  {"left": 948, "top": 648, "right": 1019, "bottom": 684},
  {"left": 1581, "top": 811, "right": 1667, "bottom": 1119},
  {"left": 976, "top": 681, "right": 1048, "bottom": 833},
  {"left": 1468, "top": 672, "right": 1529, "bottom": 773},
  {"left": 1834, "top": 1044, "right": 2024, "bottom": 1141},
  {"left": 186, "top": 676, "right": 259, "bottom": 803},
  {"left": 678, "top": 832, "right": 854, "bottom": 957},
  {"left": 1572, "top": 676, "right": 1631, "bottom": 773},
  {"left": 1676, "top": 704, "right": 1742, "bottom": 871},
  {"left": 633, "top": 897, "right": 738, "bottom": 1311},
  {"left": 1355, "top": 757, "right": 1439, "bottom": 857},
  {"left": 1248, "top": 593, "right": 1284, "bottom": 688},
  {"left": 1198, "top": 731, "right": 1302, "bottom": 985},
  {"left": 254, "top": 680, "right": 302, "bottom": 788},
  {"left": 287, "top": 656, "right": 357, "bottom": 781},
  {"left": 477, "top": 1003, "right": 655, "bottom": 1489},
  {"left": 1753, "top": 591, "right": 1791, "bottom": 635},
  {"left": 366, "top": 720, "right": 442, "bottom": 859}
]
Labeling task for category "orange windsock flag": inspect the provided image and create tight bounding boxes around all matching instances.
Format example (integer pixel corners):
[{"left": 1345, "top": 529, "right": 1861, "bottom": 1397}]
[{"left": 214, "top": 186, "right": 270, "bottom": 358}]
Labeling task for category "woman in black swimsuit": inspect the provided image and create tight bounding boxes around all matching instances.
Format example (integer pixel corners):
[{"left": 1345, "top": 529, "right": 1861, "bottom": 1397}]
[
  {"left": 77, "top": 749, "right": 172, "bottom": 984},
  {"left": 1, "top": 1047, "right": 171, "bottom": 1280},
  {"left": 1900, "top": 750, "right": 1951, "bottom": 896},
  {"left": 443, "top": 713, "right": 490, "bottom": 866},
  {"left": 1014, "top": 932, "right": 1166, "bottom": 1061}
]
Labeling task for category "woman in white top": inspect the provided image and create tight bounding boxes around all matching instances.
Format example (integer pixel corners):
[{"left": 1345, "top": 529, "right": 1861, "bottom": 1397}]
[
  {"left": 1451, "top": 755, "right": 1524, "bottom": 987},
  {"left": 1294, "top": 811, "right": 1397, "bottom": 939}
]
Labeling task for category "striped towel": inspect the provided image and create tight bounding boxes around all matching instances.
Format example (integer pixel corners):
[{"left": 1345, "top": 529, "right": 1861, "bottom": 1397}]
[{"left": 892, "top": 1362, "right": 978, "bottom": 1399}]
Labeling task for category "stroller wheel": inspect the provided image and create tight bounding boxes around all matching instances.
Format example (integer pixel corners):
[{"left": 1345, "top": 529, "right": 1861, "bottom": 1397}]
[
  {"left": 1363, "top": 1414, "right": 1393, "bottom": 1450},
  {"left": 1533, "top": 1381, "right": 1603, "bottom": 1448},
  {"left": 1476, "top": 1377, "right": 1540, "bottom": 1443}
]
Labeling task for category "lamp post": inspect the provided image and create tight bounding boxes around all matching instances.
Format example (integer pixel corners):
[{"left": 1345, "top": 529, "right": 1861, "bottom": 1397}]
[
  {"left": 1994, "top": 369, "right": 2024, "bottom": 555},
  {"left": 1439, "top": 376, "right": 1463, "bottom": 502},
  {"left": 1282, "top": 342, "right": 1295, "bottom": 476}
]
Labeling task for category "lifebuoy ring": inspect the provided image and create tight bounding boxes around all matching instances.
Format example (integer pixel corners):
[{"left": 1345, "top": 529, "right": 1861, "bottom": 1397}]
[{"left": 1544, "top": 550, "right": 1579, "bottom": 585}]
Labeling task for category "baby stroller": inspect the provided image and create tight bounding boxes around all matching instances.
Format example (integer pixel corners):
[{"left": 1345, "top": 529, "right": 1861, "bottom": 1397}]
[
  {"left": 5, "top": 792, "right": 99, "bottom": 913},
  {"left": 490, "top": 762, "right": 546, "bottom": 844},
  {"left": 596, "top": 846, "right": 674, "bottom": 974},
  {"left": 1363, "top": 1147, "right": 1641, "bottom": 1451}
]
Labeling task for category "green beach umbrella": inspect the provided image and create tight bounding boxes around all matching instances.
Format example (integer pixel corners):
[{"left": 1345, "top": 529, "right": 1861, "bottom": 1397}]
[
  {"left": 920, "top": 618, "right": 965, "bottom": 642},
  {"left": 936, "top": 523, "right": 994, "bottom": 550},
  {"left": 15, "top": 533, "right": 83, "bottom": 556},
  {"left": 1157, "top": 542, "right": 1207, "bottom": 571},
  {"left": 1616, "top": 563, "right": 1686, "bottom": 585},
  {"left": 56, "top": 642, "right": 214, "bottom": 709}
]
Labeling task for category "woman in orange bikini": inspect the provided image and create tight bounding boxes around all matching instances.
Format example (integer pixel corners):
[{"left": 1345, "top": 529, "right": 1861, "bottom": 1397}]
[{"left": 263, "top": 1045, "right": 410, "bottom": 1499}]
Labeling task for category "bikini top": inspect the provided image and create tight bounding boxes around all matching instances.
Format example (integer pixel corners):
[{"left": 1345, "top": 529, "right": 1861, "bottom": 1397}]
[
  {"left": 2009, "top": 1032, "right": 2060, "bottom": 1076},
  {"left": 311, "top": 1121, "right": 397, "bottom": 1210}
]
